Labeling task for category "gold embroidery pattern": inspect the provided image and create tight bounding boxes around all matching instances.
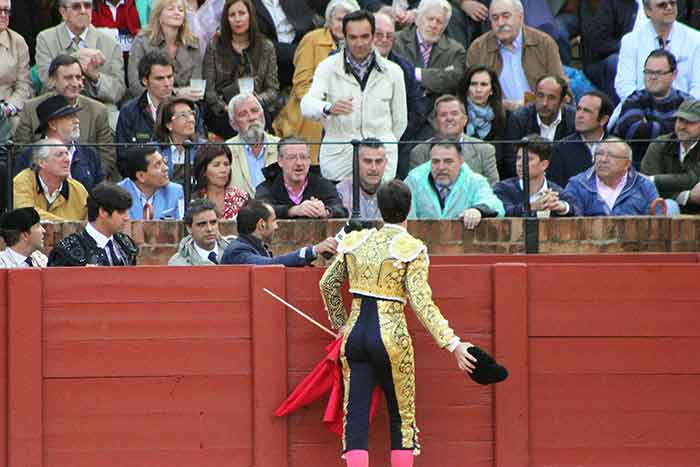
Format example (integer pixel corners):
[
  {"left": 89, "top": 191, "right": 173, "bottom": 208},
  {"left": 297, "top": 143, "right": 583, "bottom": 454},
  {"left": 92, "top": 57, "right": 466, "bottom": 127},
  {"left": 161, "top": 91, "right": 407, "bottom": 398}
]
[
  {"left": 320, "top": 254, "right": 348, "bottom": 329},
  {"left": 405, "top": 252, "right": 455, "bottom": 348},
  {"left": 340, "top": 299, "right": 363, "bottom": 452},
  {"left": 377, "top": 300, "right": 421, "bottom": 453}
]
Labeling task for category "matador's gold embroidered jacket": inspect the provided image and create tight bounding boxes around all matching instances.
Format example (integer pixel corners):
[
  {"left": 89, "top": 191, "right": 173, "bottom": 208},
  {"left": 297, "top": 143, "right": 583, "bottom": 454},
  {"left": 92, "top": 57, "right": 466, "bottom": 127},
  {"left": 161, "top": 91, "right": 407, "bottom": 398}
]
[{"left": 319, "top": 224, "right": 456, "bottom": 348}]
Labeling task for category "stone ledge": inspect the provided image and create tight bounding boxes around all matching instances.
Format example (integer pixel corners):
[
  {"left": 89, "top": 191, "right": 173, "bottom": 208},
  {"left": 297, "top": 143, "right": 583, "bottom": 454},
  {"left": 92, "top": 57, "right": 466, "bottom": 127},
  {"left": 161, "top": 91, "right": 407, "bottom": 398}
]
[{"left": 29, "top": 217, "right": 699, "bottom": 265}]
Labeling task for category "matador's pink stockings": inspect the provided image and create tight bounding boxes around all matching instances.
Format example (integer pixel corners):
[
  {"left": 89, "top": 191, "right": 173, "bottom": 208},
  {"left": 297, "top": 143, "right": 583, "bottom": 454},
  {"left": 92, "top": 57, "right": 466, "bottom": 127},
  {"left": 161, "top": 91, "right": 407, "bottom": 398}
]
[
  {"left": 345, "top": 449, "right": 369, "bottom": 467},
  {"left": 391, "top": 450, "right": 414, "bottom": 467}
]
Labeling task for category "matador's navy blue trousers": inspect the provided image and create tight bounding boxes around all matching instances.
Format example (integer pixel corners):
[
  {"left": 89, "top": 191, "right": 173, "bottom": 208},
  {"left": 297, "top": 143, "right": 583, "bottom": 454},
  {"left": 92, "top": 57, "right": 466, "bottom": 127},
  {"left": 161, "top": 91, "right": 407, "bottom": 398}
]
[{"left": 342, "top": 296, "right": 416, "bottom": 453}]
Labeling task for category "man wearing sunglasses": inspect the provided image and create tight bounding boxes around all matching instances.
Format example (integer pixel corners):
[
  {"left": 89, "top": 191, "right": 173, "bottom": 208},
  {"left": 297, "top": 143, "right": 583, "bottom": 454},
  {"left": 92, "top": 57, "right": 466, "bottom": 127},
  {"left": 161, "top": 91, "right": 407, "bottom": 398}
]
[
  {"left": 34, "top": 0, "right": 126, "bottom": 125},
  {"left": 615, "top": 0, "right": 700, "bottom": 103}
]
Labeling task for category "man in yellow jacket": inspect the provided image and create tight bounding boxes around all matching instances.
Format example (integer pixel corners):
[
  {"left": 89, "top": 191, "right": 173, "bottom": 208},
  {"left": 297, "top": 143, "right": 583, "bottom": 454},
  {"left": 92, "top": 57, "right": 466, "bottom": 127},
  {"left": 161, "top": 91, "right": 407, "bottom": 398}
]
[{"left": 13, "top": 137, "right": 88, "bottom": 221}]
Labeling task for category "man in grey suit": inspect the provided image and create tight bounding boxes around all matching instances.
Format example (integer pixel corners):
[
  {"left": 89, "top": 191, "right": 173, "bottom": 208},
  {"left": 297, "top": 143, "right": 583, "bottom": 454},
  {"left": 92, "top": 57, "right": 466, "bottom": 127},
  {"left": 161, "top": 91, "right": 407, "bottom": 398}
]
[
  {"left": 34, "top": 0, "right": 126, "bottom": 116},
  {"left": 14, "top": 55, "right": 117, "bottom": 180},
  {"left": 409, "top": 94, "right": 499, "bottom": 185},
  {"left": 393, "top": 0, "right": 466, "bottom": 144}
]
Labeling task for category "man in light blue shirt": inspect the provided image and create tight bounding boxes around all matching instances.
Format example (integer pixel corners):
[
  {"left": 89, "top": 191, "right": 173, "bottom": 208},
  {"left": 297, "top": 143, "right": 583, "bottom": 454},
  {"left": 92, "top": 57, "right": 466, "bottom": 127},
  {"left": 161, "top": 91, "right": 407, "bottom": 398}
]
[
  {"left": 118, "top": 145, "right": 184, "bottom": 220},
  {"left": 615, "top": 0, "right": 700, "bottom": 103},
  {"left": 498, "top": 29, "right": 531, "bottom": 104}
]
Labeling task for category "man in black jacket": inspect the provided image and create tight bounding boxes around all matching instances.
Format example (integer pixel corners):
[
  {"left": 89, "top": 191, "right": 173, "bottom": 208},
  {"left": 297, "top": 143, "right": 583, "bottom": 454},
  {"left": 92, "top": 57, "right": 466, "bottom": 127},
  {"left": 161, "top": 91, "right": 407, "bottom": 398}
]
[
  {"left": 503, "top": 75, "right": 576, "bottom": 179},
  {"left": 48, "top": 182, "right": 138, "bottom": 266},
  {"left": 548, "top": 91, "right": 614, "bottom": 188},
  {"left": 254, "top": 136, "right": 349, "bottom": 219}
]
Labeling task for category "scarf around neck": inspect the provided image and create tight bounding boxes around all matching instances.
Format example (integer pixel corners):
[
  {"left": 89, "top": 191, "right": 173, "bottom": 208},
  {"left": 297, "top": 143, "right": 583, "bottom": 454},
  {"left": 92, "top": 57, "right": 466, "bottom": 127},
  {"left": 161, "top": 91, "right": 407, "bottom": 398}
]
[{"left": 466, "top": 97, "right": 495, "bottom": 139}]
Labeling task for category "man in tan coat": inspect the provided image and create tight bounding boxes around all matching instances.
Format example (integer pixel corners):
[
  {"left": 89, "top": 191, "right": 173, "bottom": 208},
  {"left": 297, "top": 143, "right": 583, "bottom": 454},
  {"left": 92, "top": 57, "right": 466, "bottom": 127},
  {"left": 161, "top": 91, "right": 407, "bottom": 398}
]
[
  {"left": 14, "top": 55, "right": 117, "bottom": 180},
  {"left": 226, "top": 94, "right": 279, "bottom": 197},
  {"left": 466, "top": 0, "right": 565, "bottom": 111}
]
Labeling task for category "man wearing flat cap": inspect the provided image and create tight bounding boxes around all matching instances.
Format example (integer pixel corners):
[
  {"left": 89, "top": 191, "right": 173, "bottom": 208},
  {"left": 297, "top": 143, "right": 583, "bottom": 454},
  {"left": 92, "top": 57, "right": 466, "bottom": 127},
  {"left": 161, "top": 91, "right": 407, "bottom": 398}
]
[
  {"left": 13, "top": 136, "right": 89, "bottom": 221},
  {"left": 0, "top": 207, "right": 47, "bottom": 268},
  {"left": 642, "top": 99, "right": 700, "bottom": 214},
  {"left": 13, "top": 94, "right": 104, "bottom": 192}
]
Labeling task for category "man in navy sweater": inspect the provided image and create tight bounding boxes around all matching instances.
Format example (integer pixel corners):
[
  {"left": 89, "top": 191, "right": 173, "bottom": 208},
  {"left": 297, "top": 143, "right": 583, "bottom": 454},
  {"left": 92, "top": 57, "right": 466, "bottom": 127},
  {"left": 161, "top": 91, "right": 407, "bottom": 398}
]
[
  {"left": 221, "top": 200, "right": 337, "bottom": 266},
  {"left": 493, "top": 134, "right": 577, "bottom": 217}
]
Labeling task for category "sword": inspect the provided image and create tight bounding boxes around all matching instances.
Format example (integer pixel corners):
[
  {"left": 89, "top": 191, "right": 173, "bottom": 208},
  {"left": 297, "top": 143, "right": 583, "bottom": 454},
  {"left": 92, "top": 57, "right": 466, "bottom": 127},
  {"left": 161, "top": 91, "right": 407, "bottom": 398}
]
[{"left": 263, "top": 288, "right": 338, "bottom": 338}]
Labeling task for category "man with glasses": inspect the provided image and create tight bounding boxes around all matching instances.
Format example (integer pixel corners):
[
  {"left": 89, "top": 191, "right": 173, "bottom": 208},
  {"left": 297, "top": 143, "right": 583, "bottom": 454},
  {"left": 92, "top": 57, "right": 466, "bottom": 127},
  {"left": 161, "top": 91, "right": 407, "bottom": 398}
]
[
  {"left": 35, "top": 0, "right": 126, "bottom": 123},
  {"left": 615, "top": 0, "right": 700, "bottom": 103},
  {"left": 614, "top": 49, "right": 691, "bottom": 167},
  {"left": 563, "top": 137, "right": 659, "bottom": 216},
  {"left": 254, "top": 136, "right": 348, "bottom": 219}
]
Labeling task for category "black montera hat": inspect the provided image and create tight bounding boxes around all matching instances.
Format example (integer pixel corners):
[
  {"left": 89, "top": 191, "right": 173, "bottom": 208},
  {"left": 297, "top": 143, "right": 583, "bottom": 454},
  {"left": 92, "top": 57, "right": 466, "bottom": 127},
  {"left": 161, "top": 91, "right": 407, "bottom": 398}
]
[
  {"left": 467, "top": 346, "right": 509, "bottom": 385},
  {"left": 0, "top": 207, "right": 41, "bottom": 233},
  {"left": 35, "top": 94, "right": 82, "bottom": 135}
]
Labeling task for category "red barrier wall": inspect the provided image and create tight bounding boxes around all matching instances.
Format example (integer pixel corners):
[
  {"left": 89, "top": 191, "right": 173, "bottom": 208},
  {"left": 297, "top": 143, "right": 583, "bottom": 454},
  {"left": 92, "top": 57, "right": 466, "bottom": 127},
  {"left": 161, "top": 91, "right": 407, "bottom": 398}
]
[{"left": 0, "top": 257, "right": 698, "bottom": 467}]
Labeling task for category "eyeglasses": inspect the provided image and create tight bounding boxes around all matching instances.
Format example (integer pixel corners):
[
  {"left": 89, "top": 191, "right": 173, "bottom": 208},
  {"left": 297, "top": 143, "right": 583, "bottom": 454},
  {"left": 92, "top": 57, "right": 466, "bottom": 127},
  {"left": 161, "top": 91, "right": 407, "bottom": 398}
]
[
  {"left": 0, "top": 8, "right": 10, "bottom": 16},
  {"left": 374, "top": 32, "right": 394, "bottom": 41},
  {"left": 172, "top": 110, "right": 196, "bottom": 120},
  {"left": 66, "top": 1, "right": 92, "bottom": 11},
  {"left": 283, "top": 154, "right": 310, "bottom": 162},
  {"left": 643, "top": 69, "right": 673, "bottom": 77},
  {"left": 595, "top": 152, "right": 629, "bottom": 161},
  {"left": 654, "top": 0, "right": 676, "bottom": 9}
]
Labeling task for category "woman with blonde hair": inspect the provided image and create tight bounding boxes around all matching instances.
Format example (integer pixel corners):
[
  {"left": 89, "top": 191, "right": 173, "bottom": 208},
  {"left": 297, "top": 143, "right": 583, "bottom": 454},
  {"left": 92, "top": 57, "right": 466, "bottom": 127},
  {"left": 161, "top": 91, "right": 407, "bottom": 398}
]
[{"left": 128, "top": 0, "right": 203, "bottom": 100}]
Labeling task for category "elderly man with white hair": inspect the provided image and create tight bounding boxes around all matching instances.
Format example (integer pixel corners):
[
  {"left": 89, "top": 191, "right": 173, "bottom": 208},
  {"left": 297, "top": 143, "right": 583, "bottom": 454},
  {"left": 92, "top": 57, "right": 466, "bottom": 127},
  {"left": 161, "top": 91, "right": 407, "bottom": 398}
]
[
  {"left": 226, "top": 93, "right": 280, "bottom": 197},
  {"left": 392, "top": 0, "right": 466, "bottom": 160},
  {"left": 13, "top": 137, "right": 89, "bottom": 221},
  {"left": 466, "top": 0, "right": 565, "bottom": 111}
]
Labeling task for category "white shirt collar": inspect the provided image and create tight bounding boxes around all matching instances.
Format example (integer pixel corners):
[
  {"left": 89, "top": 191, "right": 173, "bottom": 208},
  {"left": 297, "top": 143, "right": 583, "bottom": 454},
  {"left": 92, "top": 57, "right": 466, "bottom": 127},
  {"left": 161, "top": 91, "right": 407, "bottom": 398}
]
[
  {"left": 537, "top": 110, "right": 562, "bottom": 131},
  {"left": 193, "top": 242, "right": 218, "bottom": 261},
  {"left": 67, "top": 25, "right": 89, "bottom": 46},
  {"left": 680, "top": 141, "right": 698, "bottom": 163},
  {"left": 85, "top": 222, "right": 113, "bottom": 249},
  {"left": 38, "top": 174, "right": 64, "bottom": 205},
  {"left": 383, "top": 223, "right": 407, "bottom": 233},
  {"left": 7, "top": 248, "right": 29, "bottom": 267}
]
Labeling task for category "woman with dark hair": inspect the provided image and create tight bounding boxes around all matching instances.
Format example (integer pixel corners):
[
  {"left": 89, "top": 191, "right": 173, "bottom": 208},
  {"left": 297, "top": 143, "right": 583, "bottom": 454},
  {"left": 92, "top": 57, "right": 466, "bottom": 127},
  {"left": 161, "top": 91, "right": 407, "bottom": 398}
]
[
  {"left": 464, "top": 65, "right": 509, "bottom": 179},
  {"left": 202, "top": 0, "right": 279, "bottom": 139},
  {"left": 153, "top": 95, "right": 206, "bottom": 185},
  {"left": 193, "top": 144, "right": 249, "bottom": 219}
]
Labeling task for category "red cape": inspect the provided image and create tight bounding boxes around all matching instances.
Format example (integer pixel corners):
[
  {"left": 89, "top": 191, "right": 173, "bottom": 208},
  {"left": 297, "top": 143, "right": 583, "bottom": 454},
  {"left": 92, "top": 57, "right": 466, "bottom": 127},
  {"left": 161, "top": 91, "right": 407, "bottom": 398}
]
[{"left": 275, "top": 336, "right": 381, "bottom": 436}]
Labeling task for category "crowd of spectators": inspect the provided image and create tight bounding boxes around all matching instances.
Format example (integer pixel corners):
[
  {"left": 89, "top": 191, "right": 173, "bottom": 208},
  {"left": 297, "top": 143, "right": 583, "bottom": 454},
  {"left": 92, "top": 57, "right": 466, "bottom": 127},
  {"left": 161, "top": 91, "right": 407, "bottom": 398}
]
[{"left": 0, "top": 0, "right": 698, "bottom": 267}]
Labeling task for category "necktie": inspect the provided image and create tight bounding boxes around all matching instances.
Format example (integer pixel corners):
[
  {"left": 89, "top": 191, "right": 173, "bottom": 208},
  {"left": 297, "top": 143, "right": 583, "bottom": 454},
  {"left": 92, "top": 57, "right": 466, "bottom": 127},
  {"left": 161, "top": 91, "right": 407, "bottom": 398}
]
[
  {"left": 657, "top": 36, "right": 669, "bottom": 49},
  {"left": 208, "top": 251, "right": 218, "bottom": 264},
  {"left": 420, "top": 43, "right": 431, "bottom": 67},
  {"left": 143, "top": 202, "right": 154, "bottom": 220},
  {"left": 72, "top": 35, "right": 82, "bottom": 50},
  {"left": 440, "top": 186, "right": 451, "bottom": 202},
  {"left": 106, "top": 240, "right": 125, "bottom": 266},
  {"left": 24, "top": 256, "right": 33, "bottom": 267}
]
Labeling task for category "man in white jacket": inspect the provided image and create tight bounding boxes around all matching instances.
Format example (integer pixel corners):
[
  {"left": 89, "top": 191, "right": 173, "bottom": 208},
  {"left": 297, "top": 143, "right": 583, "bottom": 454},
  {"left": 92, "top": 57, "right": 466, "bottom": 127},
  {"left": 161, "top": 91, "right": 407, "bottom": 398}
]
[{"left": 301, "top": 9, "right": 407, "bottom": 181}]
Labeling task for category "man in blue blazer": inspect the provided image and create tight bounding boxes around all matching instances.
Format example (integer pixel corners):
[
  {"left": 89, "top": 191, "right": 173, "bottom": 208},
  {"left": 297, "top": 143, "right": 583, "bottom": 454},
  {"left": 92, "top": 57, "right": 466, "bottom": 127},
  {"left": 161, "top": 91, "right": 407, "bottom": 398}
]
[
  {"left": 118, "top": 145, "right": 184, "bottom": 220},
  {"left": 221, "top": 200, "right": 337, "bottom": 266}
]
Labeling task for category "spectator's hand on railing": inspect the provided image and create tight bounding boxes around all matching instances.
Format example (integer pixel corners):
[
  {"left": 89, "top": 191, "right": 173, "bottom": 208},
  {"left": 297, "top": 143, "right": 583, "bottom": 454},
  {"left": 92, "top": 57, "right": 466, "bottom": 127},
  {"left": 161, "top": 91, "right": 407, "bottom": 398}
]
[
  {"left": 461, "top": 208, "right": 482, "bottom": 230},
  {"left": 289, "top": 199, "right": 327, "bottom": 218}
]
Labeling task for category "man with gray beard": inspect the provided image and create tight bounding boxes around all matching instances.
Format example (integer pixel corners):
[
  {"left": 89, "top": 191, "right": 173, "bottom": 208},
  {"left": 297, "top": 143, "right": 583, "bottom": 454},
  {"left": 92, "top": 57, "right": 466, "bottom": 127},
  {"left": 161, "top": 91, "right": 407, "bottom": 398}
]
[
  {"left": 225, "top": 94, "right": 280, "bottom": 197},
  {"left": 14, "top": 94, "right": 104, "bottom": 191}
]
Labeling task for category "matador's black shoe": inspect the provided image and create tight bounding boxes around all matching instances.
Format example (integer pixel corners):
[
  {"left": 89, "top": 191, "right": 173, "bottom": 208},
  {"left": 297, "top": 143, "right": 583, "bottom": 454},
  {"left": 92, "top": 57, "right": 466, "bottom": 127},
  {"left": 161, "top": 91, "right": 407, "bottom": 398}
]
[{"left": 467, "top": 346, "right": 508, "bottom": 385}]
